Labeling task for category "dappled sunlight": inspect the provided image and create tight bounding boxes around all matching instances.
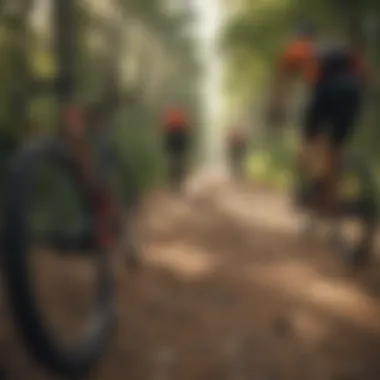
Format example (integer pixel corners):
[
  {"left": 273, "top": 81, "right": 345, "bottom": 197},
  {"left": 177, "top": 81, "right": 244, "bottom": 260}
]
[
  {"left": 140, "top": 184, "right": 380, "bottom": 355},
  {"left": 185, "top": 167, "right": 230, "bottom": 198},
  {"left": 245, "top": 260, "right": 380, "bottom": 335},
  {"left": 213, "top": 185, "right": 300, "bottom": 235},
  {"left": 292, "top": 307, "right": 333, "bottom": 343},
  {"left": 133, "top": 181, "right": 380, "bottom": 380},
  {"left": 3, "top": 0, "right": 380, "bottom": 377},
  {"left": 145, "top": 196, "right": 196, "bottom": 234},
  {"left": 246, "top": 151, "right": 272, "bottom": 178},
  {"left": 146, "top": 242, "right": 217, "bottom": 280}
]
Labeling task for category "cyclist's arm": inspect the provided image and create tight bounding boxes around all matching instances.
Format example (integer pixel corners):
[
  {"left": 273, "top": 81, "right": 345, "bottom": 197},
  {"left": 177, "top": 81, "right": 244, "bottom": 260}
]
[{"left": 270, "top": 44, "right": 304, "bottom": 106}]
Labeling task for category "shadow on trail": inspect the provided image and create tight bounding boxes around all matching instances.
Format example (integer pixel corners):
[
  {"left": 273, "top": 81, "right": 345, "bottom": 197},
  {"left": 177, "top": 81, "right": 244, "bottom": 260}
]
[
  {"left": 107, "top": 183, "right": 380, "bottom": 380},
  {"left": 146, "top": 183, "right": 380, "bottom": 298},
  {"left": 2, "top": 182, "right": 380, "bottom": 379}
]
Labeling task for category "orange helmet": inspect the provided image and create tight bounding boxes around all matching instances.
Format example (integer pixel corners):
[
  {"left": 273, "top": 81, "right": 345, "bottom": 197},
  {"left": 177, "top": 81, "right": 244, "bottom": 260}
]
[{"left": 164, "top": 107, "right": 187, "bottom": 125}]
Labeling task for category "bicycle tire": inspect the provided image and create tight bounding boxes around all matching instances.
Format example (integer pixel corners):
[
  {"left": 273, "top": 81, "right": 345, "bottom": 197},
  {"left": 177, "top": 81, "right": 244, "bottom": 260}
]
[
  {"left": 169, "top": 152, "right": 185, "bottom": 193},
  {"left": 1, "top": 136, "right": 114, "bottom": 377},
  {"left": 293, "top": 152, "right": 377, "bottom": 261},
  {"left": 335, "top": 153, "right": 377, "bottom": 266}
]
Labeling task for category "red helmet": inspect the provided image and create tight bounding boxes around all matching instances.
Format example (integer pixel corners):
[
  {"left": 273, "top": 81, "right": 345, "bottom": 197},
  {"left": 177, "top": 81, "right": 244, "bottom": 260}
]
[{"left": 164, "top": 107, "right": 187, "bottom": 125}]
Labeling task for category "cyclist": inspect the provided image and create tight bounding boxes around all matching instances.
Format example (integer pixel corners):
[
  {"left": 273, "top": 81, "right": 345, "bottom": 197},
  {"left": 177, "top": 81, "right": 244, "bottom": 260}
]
[
  {"left": 162, "top": 106, "right": 191, "bottom": 188},
  {"left": 268, "top": 22, "right": 367, "bottom": 212},
  {"left": 227, "top": 126, "right": 248, "bottom": 178}
]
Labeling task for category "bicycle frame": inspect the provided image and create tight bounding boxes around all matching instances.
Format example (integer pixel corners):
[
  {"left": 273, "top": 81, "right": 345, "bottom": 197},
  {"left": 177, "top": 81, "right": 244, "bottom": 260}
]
[
  {"left": 53, "top": 0, "right": 125, "bottom": 251},
  {"left": 0, "top": 2, "right": 126, "bottom": 375}
]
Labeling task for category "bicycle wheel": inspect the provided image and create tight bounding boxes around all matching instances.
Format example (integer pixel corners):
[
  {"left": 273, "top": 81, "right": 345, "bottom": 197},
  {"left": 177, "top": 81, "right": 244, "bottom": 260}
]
[
  {"left": 331, "top": 153, "right": 377, "bottom": 266},
  {"left": 169, "top": 152, "right": 185, "bottom": 193},
  {"left": 292, "top": 154, "right": 377, "bottom": 258},
  {"left": 2, "top": 136, "right": 114, "bottom": 377},
  {"left": 292, "top": 165, "right": 324, "bottom": 238}
]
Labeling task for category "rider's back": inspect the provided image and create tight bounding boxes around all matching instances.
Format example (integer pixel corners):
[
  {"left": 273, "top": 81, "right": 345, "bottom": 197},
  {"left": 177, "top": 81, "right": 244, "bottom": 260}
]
[
  {"left": 315, "top": 40, "right": 357, "bottom": 79},
  {"left": 280, "top": 37, "right": 366, "bottom": 84}
]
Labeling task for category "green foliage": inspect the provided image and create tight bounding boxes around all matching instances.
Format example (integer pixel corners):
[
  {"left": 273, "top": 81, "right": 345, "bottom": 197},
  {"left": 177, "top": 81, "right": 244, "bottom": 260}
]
[
  {"left": 0, "top": 0, "right": 200, "bottom": 223},
  {"left": 223, "top": 0, "right": 380, "bottom": 206},
  {"left": 113, "top": 105, "right": 166, "bottom": 196},
  {"left": 221, "top": 0, "right": 380, "bottom": 101}
]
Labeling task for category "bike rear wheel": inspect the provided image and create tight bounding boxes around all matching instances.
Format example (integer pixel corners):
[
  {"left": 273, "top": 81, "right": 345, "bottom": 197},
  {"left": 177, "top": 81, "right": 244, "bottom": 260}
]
[
  {"left": 2, "top": 136, "right": 114, "bottom": 377},
  {"left": 294, "top": 153, "right": 377, "bottom": 267},
  {"left": 332, "top": 154, "right": 377, "bottom": 266},
  {"left": 169, "top": 151, "right": 186, "bottom": 193}
]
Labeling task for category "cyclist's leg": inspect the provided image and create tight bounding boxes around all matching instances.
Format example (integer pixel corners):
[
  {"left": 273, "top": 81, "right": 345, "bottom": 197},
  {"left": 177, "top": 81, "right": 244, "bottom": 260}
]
[
  {"left": 165, "top": 129, "right": 182, "bottom": 185},
  {"left": 235, "top": 142, "right": 246, "bottom": 176},
  {"left": 324, "top": 83, "right": 361, "bottom": 208},
  {"left": 164, "top": 131, "right": 173, "bottom": 180},
  {"left": 178, "top": 128, "right": 190, "bottom": 165},
  {"left": 229, "top": 144, "right": 238, "bottom": 169},
  {"left": 298, "top": 89, "right": 326, "bottom": 183},
  {"left": 175, "top": 129, "right": 190, "bottom": 182}
]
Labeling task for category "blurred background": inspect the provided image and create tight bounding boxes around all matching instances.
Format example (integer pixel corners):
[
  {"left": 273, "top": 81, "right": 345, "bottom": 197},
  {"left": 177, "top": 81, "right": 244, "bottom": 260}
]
[
  {"left": 1, "top": 0, "right": 379, "bottom": 194},
  {"left": 1, "top": 0, "right": 380, "bottom": 379},
  {"left": 221, "top": 0, "right": 380, "bottom": 192}
]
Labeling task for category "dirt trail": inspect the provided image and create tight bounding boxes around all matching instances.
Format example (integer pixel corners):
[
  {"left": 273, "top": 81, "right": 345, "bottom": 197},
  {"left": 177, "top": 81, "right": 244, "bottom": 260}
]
[{"left": 2, "top": 174, "right": 380, "bottom": 380}]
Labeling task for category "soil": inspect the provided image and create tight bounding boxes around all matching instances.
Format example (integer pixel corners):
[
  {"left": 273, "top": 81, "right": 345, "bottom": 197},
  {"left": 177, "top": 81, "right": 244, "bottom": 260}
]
[{"left": 1, "top": 173, "right": 380, "bottom": 380}]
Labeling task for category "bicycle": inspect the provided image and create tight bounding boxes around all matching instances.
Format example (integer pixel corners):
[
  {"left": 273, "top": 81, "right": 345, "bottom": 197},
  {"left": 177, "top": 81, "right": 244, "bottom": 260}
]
[
  {"left": 228, "top": 143, "right": 246, "bottom": 181},
  {"left": 294, "top": 138, "right": 377, "bottom": 267},
  {"left": 165, "top": 128, "right": 190, "bottom": 193},
  {"left": 1, "top": 0, "right": 140, "bottom": 376}
]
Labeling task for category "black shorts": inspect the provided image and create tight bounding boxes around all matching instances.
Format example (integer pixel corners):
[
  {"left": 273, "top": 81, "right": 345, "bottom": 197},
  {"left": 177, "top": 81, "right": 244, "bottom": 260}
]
[
  {"left": 228, "top": 141, "right": 246, "bottom": 160},
  {"left": 164, "top": 128, "right": 190, "bottom": 156},
  {"left": 303, "top": 74, "right": 362, "bottom": 147}
]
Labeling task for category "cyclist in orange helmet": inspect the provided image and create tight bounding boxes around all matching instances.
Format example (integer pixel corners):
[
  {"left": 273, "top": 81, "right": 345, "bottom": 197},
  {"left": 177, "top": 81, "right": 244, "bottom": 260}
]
[
  {"left": 226, "top": 125, "right": 248, "bottom": 179},
  {"left": 164, "top": 108, "right": 187, "bottom": 129},
  {"left": 268, "top": 22, "right": 368, "bottom": 211},
  {"left": 162, "top": 106, "right": 191, "bottom": 190}
]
